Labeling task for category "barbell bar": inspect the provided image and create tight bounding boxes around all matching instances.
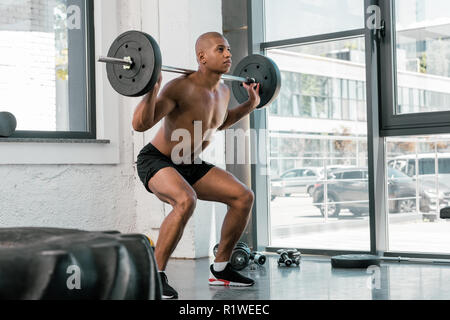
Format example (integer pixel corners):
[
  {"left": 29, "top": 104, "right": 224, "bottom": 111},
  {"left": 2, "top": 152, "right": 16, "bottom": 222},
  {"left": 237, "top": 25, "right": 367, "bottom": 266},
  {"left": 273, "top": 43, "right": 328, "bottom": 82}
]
[
  {"left": 98, "top": 30, "right": 281, "bottom": 109},
  {"left": 98, "top": 56, "right": 254, "bottom": 83}
]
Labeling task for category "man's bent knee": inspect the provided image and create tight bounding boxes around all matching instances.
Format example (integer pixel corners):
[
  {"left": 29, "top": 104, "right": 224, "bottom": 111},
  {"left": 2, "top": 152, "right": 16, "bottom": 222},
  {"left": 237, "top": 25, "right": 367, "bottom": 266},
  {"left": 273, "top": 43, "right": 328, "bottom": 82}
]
[
  {"left": 232, "top": 189, "right": 254, "bottom": 212},
  {"left": 174, "top": 191, "right": 197, "bottom": 222}
]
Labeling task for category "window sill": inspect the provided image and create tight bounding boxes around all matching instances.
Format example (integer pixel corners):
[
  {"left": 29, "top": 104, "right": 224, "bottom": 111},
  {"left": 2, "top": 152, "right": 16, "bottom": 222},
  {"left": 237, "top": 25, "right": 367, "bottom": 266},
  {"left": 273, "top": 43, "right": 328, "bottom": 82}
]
[
  {"left": 0, "top": 138, "right": 110, "bottom": 144},
  {"left": 0, "top": 138, "right": 119, "bottom": 165}
]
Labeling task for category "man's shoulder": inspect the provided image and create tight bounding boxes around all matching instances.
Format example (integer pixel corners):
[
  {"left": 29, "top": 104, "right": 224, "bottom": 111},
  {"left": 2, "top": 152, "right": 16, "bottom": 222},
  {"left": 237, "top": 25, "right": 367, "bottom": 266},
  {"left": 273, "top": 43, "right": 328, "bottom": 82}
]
[
  {"left": 160, "top": 76, "right": 193, "bottom": 98},
  {"left": 219, "top": 82, "right": 231, "bottom": 95},
  {"left": 164, "top": 75, "right": 190, "bottom": 89}
]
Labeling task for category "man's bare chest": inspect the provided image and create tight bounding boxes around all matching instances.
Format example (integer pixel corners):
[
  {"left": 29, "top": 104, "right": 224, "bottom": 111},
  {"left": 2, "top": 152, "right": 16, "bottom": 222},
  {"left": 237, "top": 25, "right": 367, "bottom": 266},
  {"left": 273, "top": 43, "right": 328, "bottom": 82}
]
[{"left": 177, "top": 90, "right": 229, "bottom": 129}]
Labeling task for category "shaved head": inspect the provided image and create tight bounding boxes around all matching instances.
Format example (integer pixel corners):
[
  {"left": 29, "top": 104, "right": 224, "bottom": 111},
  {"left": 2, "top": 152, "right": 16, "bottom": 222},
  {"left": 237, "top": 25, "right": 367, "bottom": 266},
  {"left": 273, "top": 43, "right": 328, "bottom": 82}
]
[{"left": 195, "top": 32, "right": 229, "bottom": 64}]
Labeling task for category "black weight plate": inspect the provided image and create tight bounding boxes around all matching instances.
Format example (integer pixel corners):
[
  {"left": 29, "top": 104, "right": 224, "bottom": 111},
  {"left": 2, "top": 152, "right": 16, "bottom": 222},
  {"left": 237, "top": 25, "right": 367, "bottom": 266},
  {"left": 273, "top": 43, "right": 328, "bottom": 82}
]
[
  {"left": 106, "top": 31, "right": 162, "bottom": 97},
  {"left": 232, "top": 54, "right": 281, "bottom": 109},
  {"left": 136, "top": 32, "right": 163, "bottom": 97},
  {"left": 331, "top": 254, "right": 381, "bottom": 269}
]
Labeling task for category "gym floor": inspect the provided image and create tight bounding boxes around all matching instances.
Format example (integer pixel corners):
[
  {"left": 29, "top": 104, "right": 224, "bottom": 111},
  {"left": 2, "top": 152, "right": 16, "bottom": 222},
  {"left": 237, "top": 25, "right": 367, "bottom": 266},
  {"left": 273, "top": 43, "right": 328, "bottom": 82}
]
[{"left": 166, "top": 255, "right": 450, "bottom": 300}]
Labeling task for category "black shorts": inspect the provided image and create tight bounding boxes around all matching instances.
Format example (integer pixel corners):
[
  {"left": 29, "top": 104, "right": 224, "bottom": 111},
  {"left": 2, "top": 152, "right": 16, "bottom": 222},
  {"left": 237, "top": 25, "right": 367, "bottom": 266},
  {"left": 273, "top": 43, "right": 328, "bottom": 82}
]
[{"left": 136, "top": 143, "right": 215, "bottom": 194}]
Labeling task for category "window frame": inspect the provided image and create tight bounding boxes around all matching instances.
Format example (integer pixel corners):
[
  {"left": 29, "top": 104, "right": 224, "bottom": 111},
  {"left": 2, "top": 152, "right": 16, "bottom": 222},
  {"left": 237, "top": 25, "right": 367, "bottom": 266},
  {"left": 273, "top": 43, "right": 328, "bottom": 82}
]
[
  {"left": 10, "top": 0, "right": 97, "bottom": 140},
  {"left": 379, "top": 0, "right": 450, "bottom": 137}
]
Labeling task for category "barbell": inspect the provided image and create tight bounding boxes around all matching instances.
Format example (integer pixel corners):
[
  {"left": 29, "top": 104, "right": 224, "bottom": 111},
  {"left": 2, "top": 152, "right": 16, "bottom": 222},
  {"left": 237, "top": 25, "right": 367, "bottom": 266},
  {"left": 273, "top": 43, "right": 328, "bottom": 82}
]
[{"left": 98, "top": 30, "right": 281, "bottom": 109}]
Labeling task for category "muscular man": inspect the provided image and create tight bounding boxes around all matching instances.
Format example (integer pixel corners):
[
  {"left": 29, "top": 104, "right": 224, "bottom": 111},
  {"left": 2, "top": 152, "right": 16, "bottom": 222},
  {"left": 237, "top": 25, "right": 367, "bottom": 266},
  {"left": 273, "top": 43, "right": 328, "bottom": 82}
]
[{"left": 133, "top": 32, "right": 261, "bottom": 299}]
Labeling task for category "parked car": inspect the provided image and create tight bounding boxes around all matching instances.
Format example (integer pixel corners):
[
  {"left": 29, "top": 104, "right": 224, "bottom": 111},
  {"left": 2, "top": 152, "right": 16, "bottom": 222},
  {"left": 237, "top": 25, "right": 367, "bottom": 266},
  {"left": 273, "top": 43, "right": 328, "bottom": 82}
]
[
  {"left": 270, "top": 168, "right": 323, "bottom": 201},
  {"left": 312, "top": 167, "right": 447, "bottom": 217},
  {"left": 388, "top": 153, "right": 450, "bottom": 189},
  {"left": 388, "top": 154, "right": 450, "bottom": 212},
  {"left": 306, "top": 166, "right": 354, "bottom": 197}
]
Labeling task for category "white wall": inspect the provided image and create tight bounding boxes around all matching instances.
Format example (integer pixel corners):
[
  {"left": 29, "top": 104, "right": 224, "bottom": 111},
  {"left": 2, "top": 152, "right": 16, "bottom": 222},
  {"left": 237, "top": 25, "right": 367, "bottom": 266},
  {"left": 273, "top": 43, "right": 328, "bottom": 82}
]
[{"left": 0, "top": 0, "right": 226, "bottom": 260}]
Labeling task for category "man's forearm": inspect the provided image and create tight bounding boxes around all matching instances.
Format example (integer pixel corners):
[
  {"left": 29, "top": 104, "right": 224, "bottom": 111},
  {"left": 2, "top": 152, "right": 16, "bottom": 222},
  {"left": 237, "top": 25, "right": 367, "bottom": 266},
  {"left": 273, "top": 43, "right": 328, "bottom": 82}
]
[
  {"left": 219, "top": 101, "right": 256, "bottom": 131},
  {"left": 133, "top": 91, "right": 158, "bottom": 132}
]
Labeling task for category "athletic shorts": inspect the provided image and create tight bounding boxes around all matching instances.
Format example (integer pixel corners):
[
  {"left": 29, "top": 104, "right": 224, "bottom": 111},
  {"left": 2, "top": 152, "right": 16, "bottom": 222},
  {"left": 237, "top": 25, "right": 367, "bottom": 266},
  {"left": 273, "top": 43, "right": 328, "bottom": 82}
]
[{"left": 136, "top": 143, "right": 215, "bottom": 194}]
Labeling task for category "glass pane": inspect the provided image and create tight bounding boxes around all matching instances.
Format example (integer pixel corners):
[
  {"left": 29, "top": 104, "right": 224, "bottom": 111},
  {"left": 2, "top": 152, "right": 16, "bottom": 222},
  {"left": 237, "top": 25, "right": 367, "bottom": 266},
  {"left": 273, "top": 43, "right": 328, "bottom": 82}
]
[
  {"left": 0, "top": 0, "right": 89, "bottom": 132},
  {"left": 395, "top": 0, "right": 450, "bottom": 114},
  {"left": 264, "top": 0, "right": 364, "bottom": 42},
  {"left": 267, "top": 38, "right": 369, "bottom": 251},
  {"left": 386, "top": 135, "right": 450, "bottom": 254}
]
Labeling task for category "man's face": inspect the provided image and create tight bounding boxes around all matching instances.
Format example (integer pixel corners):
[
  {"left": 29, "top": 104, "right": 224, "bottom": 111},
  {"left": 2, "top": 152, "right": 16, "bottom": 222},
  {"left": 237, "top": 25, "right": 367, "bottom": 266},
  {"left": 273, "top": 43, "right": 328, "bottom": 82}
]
[{"left": 203, "top": 37, "right": 232, "bottom": 73}]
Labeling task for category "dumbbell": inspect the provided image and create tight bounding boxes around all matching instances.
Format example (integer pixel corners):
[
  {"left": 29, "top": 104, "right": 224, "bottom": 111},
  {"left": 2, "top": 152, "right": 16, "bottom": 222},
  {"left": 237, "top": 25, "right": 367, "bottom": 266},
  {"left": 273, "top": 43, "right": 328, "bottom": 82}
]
[
  {"left": 98, "top": 30, "right": 281, "bottom": 109},
  {"left": 250, "top": 251, "right": 267, "bottom": 266},
  {"left": 213, "top": 242, "right": 249, "bottom": 256},
  {"left": 277, "top": 249, "right": 301, "bottom": 267},
  {"left": 213, "top": 242, "right": 250, "bottom": 271},
  {"left": 213, "top": 242, "right": 266, "bottom": 270},
  {"left": 238, "top": 242, "right": 267, "bottom": 266}
]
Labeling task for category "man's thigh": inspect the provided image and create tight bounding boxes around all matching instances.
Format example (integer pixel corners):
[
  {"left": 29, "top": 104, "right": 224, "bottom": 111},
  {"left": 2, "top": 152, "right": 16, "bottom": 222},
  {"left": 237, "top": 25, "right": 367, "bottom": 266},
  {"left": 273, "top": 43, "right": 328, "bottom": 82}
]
[
  {"left": 148, "top": 167, "right": 196, "bottom": 206},
  {"left": 192, "top": 167, "right": 250, "bottom": 205}
]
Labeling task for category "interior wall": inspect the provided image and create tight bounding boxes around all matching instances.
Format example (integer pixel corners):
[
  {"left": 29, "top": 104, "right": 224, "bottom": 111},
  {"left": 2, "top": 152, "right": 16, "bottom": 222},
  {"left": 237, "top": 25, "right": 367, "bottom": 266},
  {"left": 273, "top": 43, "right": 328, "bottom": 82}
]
[{"left": 0, "top": 0, "right": 227, "bottom": 259}]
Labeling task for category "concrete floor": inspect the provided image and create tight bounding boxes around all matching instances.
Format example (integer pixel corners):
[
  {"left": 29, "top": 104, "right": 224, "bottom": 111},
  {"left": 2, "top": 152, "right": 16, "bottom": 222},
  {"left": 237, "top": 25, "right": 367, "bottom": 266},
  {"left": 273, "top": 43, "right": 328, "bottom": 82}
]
[{"left": 165, "top": 255, "right": 450, "bottom": 300}]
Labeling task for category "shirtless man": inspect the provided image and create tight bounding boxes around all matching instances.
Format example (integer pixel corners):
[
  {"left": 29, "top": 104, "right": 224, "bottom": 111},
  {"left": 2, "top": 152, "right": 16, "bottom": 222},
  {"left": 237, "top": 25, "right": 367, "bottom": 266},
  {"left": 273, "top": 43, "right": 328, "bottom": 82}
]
[{"left": 133, "top": 32, "right": 261, "bottom": 299}]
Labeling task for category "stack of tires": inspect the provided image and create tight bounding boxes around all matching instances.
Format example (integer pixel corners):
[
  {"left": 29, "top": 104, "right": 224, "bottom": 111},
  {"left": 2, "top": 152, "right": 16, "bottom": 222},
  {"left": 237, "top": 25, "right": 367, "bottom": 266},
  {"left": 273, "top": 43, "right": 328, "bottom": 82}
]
[{"left": 0, "top": 228, "right": 161, "bottom": 300}]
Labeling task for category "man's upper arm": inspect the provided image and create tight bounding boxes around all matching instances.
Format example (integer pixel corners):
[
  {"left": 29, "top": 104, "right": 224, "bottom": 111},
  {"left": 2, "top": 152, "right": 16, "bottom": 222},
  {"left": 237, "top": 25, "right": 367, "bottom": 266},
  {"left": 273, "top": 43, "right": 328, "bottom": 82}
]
[
  {"left": 219, "top": 109, "right": 229, "bottom": 131},
  {"left": 153, "top": 93, "right": 177, "bottom": 124},
  {"left": 152, "top": 82, "right": 179, "bottom": 124},
  {"left": 218, "top": 85, "right": 232, "bottom": 131}
]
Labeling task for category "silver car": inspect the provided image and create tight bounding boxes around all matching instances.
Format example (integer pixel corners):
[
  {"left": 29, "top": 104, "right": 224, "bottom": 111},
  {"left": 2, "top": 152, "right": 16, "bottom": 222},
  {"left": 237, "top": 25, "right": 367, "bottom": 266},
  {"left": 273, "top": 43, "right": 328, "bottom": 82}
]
[{"left": 271, "top": 168, "right": 322, "bottom": 201}]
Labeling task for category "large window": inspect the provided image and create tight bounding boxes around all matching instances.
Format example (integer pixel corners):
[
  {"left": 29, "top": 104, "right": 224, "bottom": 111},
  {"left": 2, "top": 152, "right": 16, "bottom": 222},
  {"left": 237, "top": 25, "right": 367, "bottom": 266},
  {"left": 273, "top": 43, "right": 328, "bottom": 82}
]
[
  {"left": 250, "top": 0, "right": 450, "bottom": 259},
  {"left": 267, "top": 38, "right": 370, "bottom": 251},
  {"left": 0, "top": 0, "right": 96, "bottom": 139}
]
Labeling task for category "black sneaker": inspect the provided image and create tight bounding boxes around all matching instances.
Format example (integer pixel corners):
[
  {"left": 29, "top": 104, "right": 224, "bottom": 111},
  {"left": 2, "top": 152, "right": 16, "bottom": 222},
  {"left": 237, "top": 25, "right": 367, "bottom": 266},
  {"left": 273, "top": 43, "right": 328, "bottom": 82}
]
[
  {"left": 209, "top": 264, "right": 255, "bottom": 287},
  {"left": 159, "top": 272, "right": 178, "bottom": 299}
]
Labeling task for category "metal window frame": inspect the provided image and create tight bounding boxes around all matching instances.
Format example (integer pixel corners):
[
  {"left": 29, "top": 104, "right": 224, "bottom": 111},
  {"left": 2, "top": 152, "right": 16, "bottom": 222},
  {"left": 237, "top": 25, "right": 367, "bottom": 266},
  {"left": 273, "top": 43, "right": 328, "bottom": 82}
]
[
  {"left": 248, "top": 0, "right": 270, "bottom": 252},
  {"left": 261, "top": 28, "right": 366, "bottom": 50},
  {"left": 365, "top": 0, "right": 389, "bottom": 256},
  {"left": 11, "top": 0, "right": 97, "bottom": 140},
  {"left": 379, "top": 0, "right": 450, "bottom": 137}
]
